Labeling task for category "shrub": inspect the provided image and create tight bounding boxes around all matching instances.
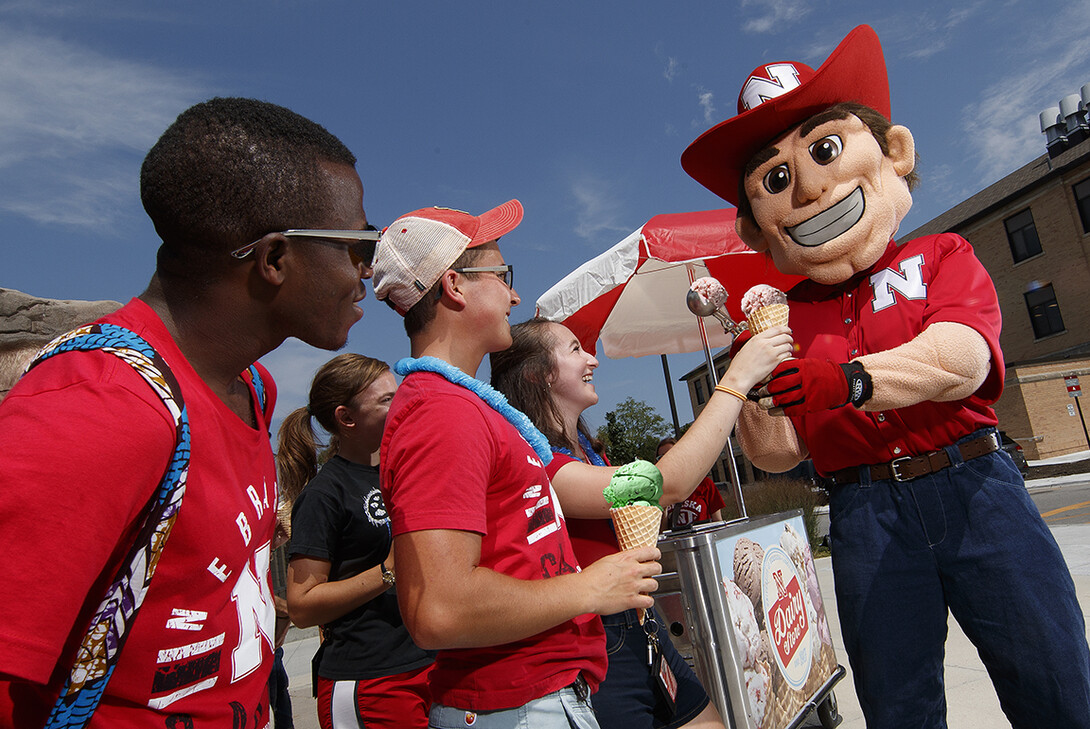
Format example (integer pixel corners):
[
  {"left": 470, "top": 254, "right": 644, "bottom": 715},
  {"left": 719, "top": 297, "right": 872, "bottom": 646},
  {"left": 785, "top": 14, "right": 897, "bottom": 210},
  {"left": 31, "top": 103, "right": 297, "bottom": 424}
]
[{"left": 720, "top": 475, "right": 826, "bottom": 552}]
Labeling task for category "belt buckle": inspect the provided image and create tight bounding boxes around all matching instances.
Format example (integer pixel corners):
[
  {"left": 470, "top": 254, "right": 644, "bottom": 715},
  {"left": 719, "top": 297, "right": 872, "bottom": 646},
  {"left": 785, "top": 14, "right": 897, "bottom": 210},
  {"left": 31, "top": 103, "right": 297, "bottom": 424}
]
[{"left": 889, "top": 456, "right": 913, "bottom": 482}]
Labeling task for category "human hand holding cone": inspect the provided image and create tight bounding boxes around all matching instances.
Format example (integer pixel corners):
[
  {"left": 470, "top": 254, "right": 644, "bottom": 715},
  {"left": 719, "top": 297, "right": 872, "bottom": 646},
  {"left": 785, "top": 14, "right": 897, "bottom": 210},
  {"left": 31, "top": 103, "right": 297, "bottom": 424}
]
[{"left": 604, "top": 460, "right": 664, "bottom": 624}]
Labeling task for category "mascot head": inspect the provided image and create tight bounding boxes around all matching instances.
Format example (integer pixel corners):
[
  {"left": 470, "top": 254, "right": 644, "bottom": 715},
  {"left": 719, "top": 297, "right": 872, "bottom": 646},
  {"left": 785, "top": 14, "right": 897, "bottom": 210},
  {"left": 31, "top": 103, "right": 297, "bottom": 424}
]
[{"left": 682, "top": 25, "right": 917, "bottom": 285}]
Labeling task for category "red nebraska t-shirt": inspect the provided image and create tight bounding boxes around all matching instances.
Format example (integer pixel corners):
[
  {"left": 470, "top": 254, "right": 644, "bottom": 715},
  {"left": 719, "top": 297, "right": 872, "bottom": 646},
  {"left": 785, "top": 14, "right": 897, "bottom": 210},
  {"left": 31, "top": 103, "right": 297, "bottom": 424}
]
[
  {"left": 0, "top": 299, "right": 279, "bottom": 729},
  {"left": 380, "top": 371, "right": 606, "bottom": 711},
  {"left": 786, "top": 234, "right": 1003, "bottom": 473}
]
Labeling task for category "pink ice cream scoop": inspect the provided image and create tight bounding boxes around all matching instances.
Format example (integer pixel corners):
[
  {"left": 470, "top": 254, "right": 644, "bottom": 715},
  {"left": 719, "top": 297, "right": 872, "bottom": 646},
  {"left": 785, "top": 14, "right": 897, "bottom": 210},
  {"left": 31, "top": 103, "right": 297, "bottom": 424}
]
[
  {"left": 690, "top": 277, "right": 728, "bottom": 310},
  {"left": 740, "top": 284, "right": 787, "bottom": 318}
]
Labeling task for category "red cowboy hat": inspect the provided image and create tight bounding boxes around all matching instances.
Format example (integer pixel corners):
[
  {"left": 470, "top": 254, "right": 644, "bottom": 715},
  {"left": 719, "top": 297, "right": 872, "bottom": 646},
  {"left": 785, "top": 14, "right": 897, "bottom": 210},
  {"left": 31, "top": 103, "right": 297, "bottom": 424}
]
[{"left": 681, "top": 24, "right": 890, "bottom": 206}]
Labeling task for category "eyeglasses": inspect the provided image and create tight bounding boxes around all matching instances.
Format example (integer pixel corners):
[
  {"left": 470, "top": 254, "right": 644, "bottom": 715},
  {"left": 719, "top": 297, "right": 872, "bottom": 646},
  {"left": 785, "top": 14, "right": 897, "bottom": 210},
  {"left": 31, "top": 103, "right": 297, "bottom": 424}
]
[
  {"left": 452, "top": 265, "right": 515, "bottom": 289},
  {"left": 231, "top": 227, "right": 381, "bottom": 267}
]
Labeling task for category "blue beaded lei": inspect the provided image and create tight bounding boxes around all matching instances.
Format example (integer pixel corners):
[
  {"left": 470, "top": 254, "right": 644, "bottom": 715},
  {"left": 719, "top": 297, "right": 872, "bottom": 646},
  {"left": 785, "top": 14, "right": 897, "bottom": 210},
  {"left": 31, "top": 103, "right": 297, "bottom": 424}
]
[
  {"left": 394, "top": 356, "right": 552, "bottom": 464},
  {"left": 553, "top": 429, "right": 607, "bottom": 467}
]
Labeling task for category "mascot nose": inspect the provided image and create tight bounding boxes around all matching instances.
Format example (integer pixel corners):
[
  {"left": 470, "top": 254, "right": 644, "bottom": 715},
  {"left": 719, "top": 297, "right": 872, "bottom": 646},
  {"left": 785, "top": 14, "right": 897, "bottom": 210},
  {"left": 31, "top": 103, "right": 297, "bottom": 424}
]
[{"left": 793, "top": 163, "right": 828, "bottom": 204}]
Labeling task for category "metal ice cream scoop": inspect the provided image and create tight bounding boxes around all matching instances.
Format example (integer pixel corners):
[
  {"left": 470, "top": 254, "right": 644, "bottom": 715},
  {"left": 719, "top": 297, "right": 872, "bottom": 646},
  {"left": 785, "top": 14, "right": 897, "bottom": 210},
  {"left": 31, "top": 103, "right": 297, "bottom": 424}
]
[{"left": 686, "top": 288, "right": 747, "bottom": 335}]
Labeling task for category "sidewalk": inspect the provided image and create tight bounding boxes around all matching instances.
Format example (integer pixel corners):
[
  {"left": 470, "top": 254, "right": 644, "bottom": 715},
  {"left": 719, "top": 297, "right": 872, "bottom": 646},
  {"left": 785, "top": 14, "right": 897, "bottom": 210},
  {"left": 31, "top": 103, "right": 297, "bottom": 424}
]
[{"left": 278, "top": 475, "right": 1090, "bottom": 728}]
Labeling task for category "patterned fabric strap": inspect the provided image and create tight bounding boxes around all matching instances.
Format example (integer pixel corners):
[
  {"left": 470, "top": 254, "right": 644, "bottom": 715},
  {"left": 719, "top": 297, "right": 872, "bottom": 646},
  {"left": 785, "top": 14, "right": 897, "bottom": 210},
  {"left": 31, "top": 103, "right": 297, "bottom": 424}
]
[{"left": 28, "top": 323, "right": 191, "bottom": 729}]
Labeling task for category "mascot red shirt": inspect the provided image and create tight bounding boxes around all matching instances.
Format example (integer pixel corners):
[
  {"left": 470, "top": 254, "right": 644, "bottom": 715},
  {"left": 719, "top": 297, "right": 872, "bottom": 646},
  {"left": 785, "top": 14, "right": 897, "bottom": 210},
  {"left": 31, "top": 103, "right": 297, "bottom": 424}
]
[{"left": 681, "top": 24, "right": 1090, "bottom": 729}]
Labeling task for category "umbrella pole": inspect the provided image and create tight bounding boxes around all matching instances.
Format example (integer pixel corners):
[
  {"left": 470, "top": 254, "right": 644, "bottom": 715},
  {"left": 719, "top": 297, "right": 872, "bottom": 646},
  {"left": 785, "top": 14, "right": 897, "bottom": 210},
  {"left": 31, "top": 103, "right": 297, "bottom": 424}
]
[
  {"left": 688, "top": 268, "right": 748, "bottom": 521},
  {"left": 697, "top": 329, "right": 749, "bottom": 520},
  {"left": 660, "top": 354, "right": 682, "bottom": 438}
]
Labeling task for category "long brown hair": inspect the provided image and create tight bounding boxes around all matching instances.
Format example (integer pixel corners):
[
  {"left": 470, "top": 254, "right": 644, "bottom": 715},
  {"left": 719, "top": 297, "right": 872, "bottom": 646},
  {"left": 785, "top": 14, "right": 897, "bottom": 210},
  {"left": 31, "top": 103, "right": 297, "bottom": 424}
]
[
  {"left": 276, "top": 353, "right": 390, "bottom": 505},
  {"left": 490, "top": 317, "right": 602, "bottom": 457}
]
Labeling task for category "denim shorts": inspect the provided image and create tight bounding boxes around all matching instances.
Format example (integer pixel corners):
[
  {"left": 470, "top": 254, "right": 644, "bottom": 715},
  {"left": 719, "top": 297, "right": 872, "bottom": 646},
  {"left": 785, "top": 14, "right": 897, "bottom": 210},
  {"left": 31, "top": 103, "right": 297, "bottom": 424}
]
[
  {"left": 428, "top": 681, "right": 598, "bottom": 729},
  {"left": 590, "top": 608, "right": 710, "bottom": 729}
]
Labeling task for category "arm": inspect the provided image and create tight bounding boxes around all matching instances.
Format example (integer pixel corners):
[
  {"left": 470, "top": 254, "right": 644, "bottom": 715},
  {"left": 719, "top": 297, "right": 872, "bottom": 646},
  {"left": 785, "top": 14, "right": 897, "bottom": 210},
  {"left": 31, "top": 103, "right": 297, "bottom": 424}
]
[
  {"left": 395, "top": 529, "right": 660, "bottom": 650},
  {"left": 0, "top": 358, "right": 173, "bottom": 686},
  {"left": 759, "top": 322, "right": 992, "bottom": 417},
  {"left": 736, "top": 399, "right": 808, "bottom": 472},
  {"left": 286, "top": 552, "right": 393, "bottom": 628},
  {"left": 550, "top": 328, "right": 793, "bottom": 517},
  {"left": 856, "top": 322, "right": 990, "bottom": 410}
]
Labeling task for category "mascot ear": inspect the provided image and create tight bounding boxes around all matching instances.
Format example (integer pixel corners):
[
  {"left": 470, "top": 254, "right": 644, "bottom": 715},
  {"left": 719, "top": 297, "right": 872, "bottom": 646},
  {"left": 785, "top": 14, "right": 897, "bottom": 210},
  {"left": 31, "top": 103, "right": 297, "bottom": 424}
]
[
  {"left": 887, "top": 125, "right": 916, "bottom": 178},
  {"left": 736, "top": 213, "right": 769, "bottom": 253}
]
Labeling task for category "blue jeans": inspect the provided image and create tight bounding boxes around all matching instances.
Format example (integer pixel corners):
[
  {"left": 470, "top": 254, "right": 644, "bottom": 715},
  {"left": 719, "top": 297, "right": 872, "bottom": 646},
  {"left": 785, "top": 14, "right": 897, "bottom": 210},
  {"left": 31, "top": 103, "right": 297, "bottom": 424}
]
[
  {"left": 593, "top": 608, "right": 710, "bottom": 729},
  {"left": 828, "top": 428, "right": 1090, "bottom": 728},
  {"left": 269, "top": 646, "right": 294, "bottom": 728}
]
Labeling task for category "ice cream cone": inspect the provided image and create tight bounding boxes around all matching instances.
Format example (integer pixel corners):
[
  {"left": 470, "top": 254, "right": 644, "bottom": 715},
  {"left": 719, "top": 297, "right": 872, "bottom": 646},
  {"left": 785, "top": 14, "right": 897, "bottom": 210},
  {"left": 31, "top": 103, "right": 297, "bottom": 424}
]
[
  {"left": 747, "top": 303, "right": 789, "bottom": 334},
  {"left": 611, "top": 504, "right": 662, "bottom": 623}
]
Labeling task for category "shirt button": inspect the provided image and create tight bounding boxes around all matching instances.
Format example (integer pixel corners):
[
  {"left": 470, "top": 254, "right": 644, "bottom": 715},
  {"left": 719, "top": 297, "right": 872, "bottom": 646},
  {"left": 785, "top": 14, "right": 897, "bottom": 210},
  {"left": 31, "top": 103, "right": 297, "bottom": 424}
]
[
  {"left": 877, "top": 413, "right": 885, "bottom": 422},
  {"left": 851, "top": 349, "right": 859, "bottom": 355},
  {"left": 893, "top": 446, "right": 902, "bottom": 454},
  {"left": 844, "top": 318, "right": 852, "bottom": 324}
]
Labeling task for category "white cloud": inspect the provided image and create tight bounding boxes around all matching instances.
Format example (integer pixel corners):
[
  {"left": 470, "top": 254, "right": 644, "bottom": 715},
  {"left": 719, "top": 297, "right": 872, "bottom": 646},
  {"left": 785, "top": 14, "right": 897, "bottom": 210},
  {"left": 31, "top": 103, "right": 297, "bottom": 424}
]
[
  {"left": 902, "top": 3, "right": 986, "bottom": 60},
  {"left": 570, "top": 176, "right": 630, "bottom": 242},
  {"left": 664, "top": 56, "right": 680, "bottom": 82},
  {"left": 740, "top": 0, "right": 811, "bottom": 34},
  {"left": 698, "top": 88, "right": 716, "bottom": 125},
  {"left": 961, "top": 5, "right": 1090, "bottom": 182},
  {"left": 0, "top": 26, "right": 204, "bottom": 226}
]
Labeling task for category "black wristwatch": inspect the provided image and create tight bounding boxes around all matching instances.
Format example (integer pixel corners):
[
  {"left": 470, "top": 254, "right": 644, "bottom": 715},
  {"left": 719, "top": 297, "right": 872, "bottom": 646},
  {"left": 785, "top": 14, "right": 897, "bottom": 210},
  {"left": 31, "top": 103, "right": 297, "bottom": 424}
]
[
  {"left": 380, "top": 562, "right": 395, "bottom": 587},
  {"left": 840, "top": 361, "right": 873, "bottom": 407}
]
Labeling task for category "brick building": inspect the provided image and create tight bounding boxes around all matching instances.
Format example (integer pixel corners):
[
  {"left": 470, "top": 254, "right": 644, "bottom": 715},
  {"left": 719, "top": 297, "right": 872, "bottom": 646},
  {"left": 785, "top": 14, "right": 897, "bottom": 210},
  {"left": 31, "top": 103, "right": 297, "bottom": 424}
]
[{"left": 900, "top": 88, "right": 1090, "bottom": 459}]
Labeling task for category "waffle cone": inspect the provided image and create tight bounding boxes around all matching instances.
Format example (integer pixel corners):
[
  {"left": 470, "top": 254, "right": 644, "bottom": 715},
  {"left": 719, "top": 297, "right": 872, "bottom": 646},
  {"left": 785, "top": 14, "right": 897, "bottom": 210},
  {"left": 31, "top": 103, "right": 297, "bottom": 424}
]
[
  {"left": 748, "top": 303, "right": 789, "bottom": 334},
  {"left": 611, "top": 504, "right": 662, "bottom": 624}
]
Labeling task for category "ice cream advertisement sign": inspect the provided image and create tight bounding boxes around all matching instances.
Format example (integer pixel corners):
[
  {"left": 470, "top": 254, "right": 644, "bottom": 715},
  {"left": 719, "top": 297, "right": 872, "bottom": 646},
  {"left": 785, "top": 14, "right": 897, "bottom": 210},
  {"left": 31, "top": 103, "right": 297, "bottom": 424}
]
[
  {"left": 763, "top": 546, "right": 810, "bottom": 689},
  {"left": 714, "top": 513, "right": 837, "bottom": 729}
]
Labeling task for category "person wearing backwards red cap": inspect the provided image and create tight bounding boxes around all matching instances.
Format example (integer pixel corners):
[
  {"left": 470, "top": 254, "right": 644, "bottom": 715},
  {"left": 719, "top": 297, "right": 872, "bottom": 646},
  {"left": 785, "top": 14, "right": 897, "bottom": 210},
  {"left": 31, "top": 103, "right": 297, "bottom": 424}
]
[
  {"left": 683, "top": 24, "right": 1090, "bottom": 729},
  {"left": 371, "top": 201, "right": 661, "bottom": 729}
]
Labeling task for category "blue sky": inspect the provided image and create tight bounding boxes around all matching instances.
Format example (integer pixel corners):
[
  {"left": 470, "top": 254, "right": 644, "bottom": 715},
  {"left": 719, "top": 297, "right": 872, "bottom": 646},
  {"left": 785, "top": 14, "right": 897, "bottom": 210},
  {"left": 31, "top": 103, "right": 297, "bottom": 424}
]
[{"left": 3, "top": 0, "right": 1090, "bottom": 437}]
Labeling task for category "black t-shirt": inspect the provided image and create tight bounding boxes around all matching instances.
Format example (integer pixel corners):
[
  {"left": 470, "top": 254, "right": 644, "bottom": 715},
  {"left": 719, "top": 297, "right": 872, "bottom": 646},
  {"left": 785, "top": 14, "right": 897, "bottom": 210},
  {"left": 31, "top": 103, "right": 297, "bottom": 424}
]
[{"left": 288, "top": 456, "right": 433, "bottom": 679}]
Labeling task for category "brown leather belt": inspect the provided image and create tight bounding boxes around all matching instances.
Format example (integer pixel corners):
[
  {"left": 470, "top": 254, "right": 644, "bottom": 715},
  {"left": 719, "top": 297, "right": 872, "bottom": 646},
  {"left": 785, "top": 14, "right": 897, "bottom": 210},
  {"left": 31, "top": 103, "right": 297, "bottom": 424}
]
[{"left": 827, "top": 431, "right": 1001, "bottom": 485}]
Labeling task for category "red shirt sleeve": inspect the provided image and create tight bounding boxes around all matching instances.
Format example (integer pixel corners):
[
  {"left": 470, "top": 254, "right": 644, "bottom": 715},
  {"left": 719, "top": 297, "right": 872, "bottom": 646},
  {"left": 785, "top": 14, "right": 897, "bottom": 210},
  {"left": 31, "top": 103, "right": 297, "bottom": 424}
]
[
  {"left": 0, "top": 351, "right": 174, "bottom": 686},
  {"left": 382, "top": 393, "right": 495, "bottom": 537}
]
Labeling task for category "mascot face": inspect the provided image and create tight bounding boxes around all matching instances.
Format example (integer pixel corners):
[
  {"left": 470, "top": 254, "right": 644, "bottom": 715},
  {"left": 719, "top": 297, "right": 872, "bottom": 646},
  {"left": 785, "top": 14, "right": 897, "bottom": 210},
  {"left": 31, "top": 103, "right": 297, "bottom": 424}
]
[{"left": 740, "top": 113, "right": 915, "bottom": 285}]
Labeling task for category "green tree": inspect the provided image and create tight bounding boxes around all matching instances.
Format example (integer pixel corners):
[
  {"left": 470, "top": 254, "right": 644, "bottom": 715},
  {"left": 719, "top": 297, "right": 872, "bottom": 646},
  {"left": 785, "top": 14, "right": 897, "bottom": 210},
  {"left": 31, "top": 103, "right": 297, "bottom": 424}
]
[{"left": 595, "top": 397, "right": 672, "bottom": 465}]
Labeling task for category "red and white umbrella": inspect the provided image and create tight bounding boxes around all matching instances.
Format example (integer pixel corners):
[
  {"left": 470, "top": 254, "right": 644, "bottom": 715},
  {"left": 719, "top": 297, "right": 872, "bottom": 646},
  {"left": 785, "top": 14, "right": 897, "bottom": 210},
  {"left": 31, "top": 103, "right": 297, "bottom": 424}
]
[
  {"left": 536, "top": 208, "right": 802, "bottom": 515},
  {"left": 535, "top": 208, "right": 801, "bottom": 358}
]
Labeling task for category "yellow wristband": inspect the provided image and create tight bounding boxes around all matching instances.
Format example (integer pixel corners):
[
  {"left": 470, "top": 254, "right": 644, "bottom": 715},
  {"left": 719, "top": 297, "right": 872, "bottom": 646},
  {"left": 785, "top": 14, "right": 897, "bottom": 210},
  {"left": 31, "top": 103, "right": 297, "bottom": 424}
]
[{"left": 715, "top": 384, "right": 748, "bottom": 402}]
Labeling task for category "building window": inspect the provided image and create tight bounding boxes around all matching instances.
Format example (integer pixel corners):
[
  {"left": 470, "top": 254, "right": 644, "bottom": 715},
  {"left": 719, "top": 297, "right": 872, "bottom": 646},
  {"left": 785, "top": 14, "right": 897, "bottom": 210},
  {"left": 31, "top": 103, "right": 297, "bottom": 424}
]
[
  {"left": 1004, "top": 209, "right": 1042, "bottom": 263},
  {"left": 1074, "top": 177, "right": 1090, "bottom": 233},
  {"left": 694, "top": 378, "right": 706, "bottom": 405},
  {"left": 1025, "top": 284, "right": 1065, "bottom": 338}
]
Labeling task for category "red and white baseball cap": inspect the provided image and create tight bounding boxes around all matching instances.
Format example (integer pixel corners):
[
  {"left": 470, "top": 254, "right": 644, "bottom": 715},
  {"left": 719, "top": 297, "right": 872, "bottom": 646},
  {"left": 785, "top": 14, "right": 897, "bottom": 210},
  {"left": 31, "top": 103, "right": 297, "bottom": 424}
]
[
  {"left": 681, "top": 24, "right": 890, "bottom": 206},
  {"left": 373, "top": 199, "right": 524, "bottom": 315}
]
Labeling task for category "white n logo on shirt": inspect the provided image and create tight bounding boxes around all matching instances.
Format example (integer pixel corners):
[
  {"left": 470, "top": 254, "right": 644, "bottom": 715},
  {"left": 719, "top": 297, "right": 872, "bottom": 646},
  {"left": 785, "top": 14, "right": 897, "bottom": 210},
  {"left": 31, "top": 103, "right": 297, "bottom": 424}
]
[
  {"left": 229, "top": 540, "right": 273, "bottom": 683},
  {"left": 870, "top": 254, "right": 927, "bottom": 312}
]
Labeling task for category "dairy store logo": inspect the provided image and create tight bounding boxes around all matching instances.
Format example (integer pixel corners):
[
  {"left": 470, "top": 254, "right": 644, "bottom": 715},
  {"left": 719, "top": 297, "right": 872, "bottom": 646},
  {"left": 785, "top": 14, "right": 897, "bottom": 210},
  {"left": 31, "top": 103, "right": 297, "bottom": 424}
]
[{"left": 762, "top": 545, "right": 812, "bottom": 689}]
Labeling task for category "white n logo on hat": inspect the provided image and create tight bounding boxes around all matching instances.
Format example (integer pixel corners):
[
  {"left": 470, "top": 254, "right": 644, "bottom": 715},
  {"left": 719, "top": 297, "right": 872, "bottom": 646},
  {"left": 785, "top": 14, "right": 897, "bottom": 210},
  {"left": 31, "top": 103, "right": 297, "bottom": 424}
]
[{"left": 740, "top": 63, "right": 803, "bottom": 110}]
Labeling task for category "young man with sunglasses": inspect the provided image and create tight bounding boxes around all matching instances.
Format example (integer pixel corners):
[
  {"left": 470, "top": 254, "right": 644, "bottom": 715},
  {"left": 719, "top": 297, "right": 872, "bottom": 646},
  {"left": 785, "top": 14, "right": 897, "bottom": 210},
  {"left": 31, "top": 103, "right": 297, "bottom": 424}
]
[
  {"left": 372, "top": 202, "right": 661, "bottom": 729},
  {"left": 0, "top": 97, "right": 374, "bottom": 728}
]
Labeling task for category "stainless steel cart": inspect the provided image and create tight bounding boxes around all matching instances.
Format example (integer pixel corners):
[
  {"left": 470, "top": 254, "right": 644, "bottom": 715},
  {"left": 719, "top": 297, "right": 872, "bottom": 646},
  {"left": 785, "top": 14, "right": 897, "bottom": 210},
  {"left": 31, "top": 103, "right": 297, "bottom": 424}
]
[{"left": 655, "top": 511, "right": 844, "bottom": 729}]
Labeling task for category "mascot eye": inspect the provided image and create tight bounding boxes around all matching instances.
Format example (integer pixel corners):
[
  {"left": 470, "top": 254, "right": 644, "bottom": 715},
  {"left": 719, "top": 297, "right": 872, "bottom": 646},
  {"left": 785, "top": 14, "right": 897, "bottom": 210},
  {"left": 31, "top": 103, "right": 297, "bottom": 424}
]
[
  {"left": 809, "top": 135, "right": 843, "bottom": 165},
  {"left": 763, "top": 165, "right": 791, "bottom": 194}
]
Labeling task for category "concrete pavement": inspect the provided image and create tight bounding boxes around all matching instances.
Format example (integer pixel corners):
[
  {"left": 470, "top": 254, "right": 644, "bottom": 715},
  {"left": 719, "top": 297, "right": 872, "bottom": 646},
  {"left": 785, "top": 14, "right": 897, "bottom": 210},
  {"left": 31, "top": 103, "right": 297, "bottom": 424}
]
[{"left": 276, "top": 468, "right": 1090, "bottom": 728}]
